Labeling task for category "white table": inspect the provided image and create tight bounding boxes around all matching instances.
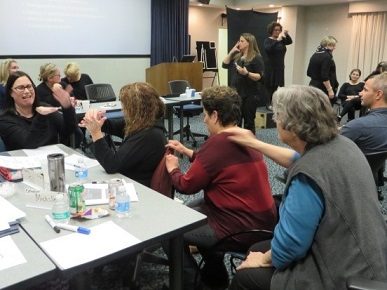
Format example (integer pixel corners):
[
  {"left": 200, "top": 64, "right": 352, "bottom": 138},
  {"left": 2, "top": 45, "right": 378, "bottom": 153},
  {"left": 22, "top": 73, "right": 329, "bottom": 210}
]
[{"left": 7, "top": 144, "right": 206, "bottom": 290}]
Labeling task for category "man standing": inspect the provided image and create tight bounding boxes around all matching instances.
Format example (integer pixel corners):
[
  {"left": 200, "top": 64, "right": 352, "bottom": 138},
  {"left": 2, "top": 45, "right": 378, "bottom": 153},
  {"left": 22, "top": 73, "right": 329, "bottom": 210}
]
[{"left": 341, "top": 72, "right": 387, "bottom": 154}]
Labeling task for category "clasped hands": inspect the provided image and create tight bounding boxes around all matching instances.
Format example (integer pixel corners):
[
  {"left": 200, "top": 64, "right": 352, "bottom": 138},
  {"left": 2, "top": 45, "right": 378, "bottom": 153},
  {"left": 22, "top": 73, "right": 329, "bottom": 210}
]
[
  {"left": 79, "top": 109, "right": 107, "bottom": 140},
  {"left": 165, "top": 140, "right": 193, "bottom": 173}
]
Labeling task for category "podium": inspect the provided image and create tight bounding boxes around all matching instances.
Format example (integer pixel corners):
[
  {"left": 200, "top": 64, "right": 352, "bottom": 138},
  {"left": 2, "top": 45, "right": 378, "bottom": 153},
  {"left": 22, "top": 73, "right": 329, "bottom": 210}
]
[{"left": 146, "top": 62, "right": 203, "bottom": 96}]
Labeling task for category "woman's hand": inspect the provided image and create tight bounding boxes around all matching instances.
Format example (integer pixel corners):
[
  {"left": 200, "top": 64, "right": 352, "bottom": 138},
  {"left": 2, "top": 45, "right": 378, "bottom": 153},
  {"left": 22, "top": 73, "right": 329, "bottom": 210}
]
[
  {"left": 236, "top": 64, "right": 248, "bottom": 76},
  {"left": 237, "top": 251, "right": 272, "bottom": 270},
  {"left": 36, "top": 106, "right": 60, "bottom": 115},
  {"left": 166, "top": 140, "right": 191, "bottom": 156},
  {"left": 79, "top": 109, "right": 107, "bottom": 140},
  {"left": 52, "top": 83, "right": 72, "bottom": 108},
  {"left": 227, "top": 127, "right": 259, "bottom": 148},
  {"left": 230, "top": 41, "right": 240, "bottom": 54},
  {"left": 165, "top": 153, "right": 179, "bottom": 173}
]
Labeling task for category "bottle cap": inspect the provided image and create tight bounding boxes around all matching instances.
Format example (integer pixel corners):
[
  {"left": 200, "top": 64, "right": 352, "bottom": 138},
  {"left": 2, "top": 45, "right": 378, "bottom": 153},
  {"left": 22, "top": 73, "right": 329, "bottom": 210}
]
[{"left": 77, "top": 227, "right": 91, "bottom": 235}]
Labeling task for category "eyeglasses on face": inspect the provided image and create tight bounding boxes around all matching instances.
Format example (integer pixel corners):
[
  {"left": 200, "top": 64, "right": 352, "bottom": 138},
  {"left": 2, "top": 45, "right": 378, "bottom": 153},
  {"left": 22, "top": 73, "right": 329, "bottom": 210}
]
[{"left": 12, "top": 84, "right": 34, "bottom": 93}]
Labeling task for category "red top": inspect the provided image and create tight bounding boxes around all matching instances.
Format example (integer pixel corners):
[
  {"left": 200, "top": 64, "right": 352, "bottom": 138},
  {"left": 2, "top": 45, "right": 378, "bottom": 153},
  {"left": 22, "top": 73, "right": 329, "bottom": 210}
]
[{"left": 170, "top": 132, "right": 277, "bottom": 244}]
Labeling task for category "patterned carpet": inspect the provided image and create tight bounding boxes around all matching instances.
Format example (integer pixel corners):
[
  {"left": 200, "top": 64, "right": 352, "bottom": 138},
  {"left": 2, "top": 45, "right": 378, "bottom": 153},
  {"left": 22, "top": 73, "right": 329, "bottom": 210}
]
[{"left": 66, "top": 110, "right": 387, "bottom": 289}]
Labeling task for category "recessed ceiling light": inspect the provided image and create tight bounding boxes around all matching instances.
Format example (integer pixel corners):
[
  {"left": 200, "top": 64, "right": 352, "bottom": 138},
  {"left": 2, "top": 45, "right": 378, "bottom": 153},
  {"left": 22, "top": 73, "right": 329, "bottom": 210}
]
[
  {"left": 198, "top": 3, "right": 203, "bottom": 6},
  {"left": 269, "top": 4, "right": 275, "bottom": 8},
  {"left": 236, "top": 7, "right": 241, "bottom": 10}
]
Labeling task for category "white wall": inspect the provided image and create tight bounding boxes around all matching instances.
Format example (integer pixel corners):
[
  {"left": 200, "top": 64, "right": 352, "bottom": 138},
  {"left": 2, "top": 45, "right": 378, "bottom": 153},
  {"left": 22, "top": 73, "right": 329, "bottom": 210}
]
[{"left": 13, "top": 58, "right": 150, "bottom": 96}]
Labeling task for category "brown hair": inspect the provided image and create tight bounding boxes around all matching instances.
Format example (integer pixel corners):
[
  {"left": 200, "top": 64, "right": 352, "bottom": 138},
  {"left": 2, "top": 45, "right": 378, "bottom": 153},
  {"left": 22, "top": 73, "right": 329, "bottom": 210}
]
[
  {"left": 267, "top": 22, "right": 282, "bottom": 35},
  {"left": 120, "top": 82, "right": 165, "bottom": 136},
  {"left": 234, "top": 33, "right": 261, "bottom": 63}
]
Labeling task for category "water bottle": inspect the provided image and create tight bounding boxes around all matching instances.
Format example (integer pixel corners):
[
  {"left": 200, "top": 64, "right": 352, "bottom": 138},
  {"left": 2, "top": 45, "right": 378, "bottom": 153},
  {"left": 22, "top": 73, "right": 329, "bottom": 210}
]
[
  {"left": 185, "top": 86, "right": 190, "bottom": 98},
  {"left": 115, "top": 185, "right": 130, "bottom": 217},
  {"left": 75, "top": 157, "right": 88, "bottom": 180},
  {"left": 52, "top": 193, "right": 70, "bottom": 224}
]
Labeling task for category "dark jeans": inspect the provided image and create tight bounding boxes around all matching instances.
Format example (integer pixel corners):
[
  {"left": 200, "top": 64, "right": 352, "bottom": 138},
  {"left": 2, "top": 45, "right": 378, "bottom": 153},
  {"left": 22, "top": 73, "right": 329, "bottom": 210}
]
[
  {"left": 239, "top": 96, "right": 258, "bottom": 135},
  {"left": 229, "top": 240, "right": 273, "bottom": 290}
]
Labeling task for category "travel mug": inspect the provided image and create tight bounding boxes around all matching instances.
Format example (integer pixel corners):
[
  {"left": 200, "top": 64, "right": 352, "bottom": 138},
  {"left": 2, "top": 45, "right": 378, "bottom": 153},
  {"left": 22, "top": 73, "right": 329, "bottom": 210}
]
[{"left": 47, "top": 153, "right": 65, "bottom": 192}]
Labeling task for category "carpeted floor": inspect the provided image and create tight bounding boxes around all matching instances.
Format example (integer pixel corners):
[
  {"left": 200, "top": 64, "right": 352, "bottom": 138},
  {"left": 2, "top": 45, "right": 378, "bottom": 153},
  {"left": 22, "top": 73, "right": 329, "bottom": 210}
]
[{"left": 84, "top": 109, "right": 386, "bottom": 290}]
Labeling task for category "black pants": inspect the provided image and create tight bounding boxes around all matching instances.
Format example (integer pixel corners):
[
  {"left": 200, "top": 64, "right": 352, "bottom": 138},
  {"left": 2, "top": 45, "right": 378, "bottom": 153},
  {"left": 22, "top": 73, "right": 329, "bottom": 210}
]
[
  {"left": 229, "top": 240, "right": 274, "bottom": 290},
  {"left": 340, "top": 98, "right": 363, "bottom": 120},
  {"left": 240, "top": 95, "right": 258, "bottom": 135},
  {"left": 163, "top": 198, "right": 228, "bottom": 290}
]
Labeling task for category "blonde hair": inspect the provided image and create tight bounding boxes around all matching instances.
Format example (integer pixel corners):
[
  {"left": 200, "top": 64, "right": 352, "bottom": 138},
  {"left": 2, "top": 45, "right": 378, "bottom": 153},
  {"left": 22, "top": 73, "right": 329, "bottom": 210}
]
[
  {"left": 320, "top": 35, "right": 338, "bottom": 48},
  {"left": 64, "top": 62, "right": 80, "bottom": 81},
  {"left": 0, "top": 59, "right": 17, "bottom": 85},
  {"left": 39, "top": 63, "right": 58, "bottom": 81},
  {"left": 120, "top": 82, "right": 165, "bottom": 135},
  {"left": 235, "top": 33, "right": 261, "bottom": 63}
]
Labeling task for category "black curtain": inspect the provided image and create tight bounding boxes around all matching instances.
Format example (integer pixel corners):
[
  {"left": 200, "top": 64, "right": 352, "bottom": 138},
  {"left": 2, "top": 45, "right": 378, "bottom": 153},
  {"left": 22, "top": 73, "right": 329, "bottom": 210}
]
[{"left": 151, "top": 0, "right": 189, "bottom": 66}]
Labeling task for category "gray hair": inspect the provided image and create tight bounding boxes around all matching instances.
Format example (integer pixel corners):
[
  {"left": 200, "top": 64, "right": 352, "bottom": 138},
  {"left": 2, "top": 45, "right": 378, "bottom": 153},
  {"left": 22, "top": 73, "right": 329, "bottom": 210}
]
[
  {"left": 273, "top": 85, "right": 338, "bottom": 146},
  {"left": 369, "top": 72, "right": 387, "bottom": 102}
]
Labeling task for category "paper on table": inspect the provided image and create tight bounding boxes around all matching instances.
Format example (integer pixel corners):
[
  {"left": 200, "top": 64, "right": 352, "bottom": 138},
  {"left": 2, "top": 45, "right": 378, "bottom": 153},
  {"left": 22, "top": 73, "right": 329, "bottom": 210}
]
[
  {"left": 23, "top": 144, "right": 67, "bottom": 158},
  {"left": 40, "top": 221, "right": 141, "bottom": 270},
  {"left": 0, "top": 236, "right": 27, "bottom": 271},
  {"left": 0, "top": 196, "right": 26, "bottom": 223},
  {"left": 123, "top": 181, "right": 139, "bottom": 202},
  {"left": 64, "top": 154, "right": 100, "bottom": 171},
  {"left": 0, "top": 156, "right": 41, "bottom": 169}
]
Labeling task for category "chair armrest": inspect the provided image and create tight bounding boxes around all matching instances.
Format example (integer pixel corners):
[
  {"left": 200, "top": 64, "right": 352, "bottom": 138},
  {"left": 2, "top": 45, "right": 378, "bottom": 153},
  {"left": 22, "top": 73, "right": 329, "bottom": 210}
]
[{"left": 347, "top": 276, "right": 387, "bottom": 290}]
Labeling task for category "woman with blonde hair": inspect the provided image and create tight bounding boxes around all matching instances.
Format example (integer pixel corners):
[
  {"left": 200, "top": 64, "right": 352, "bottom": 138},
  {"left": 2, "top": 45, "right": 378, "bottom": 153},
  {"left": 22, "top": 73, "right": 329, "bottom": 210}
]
[
  {"left": 61, "top": 62, "right": 93, "bottom": 100},
  {"left": 36, "top": 62, "right": 68, "bottom": 107},
  {"left": 222, "top": 33, "right": 265, "bottom": 134},
  {"left": 80, "top": 82, "right": 166, "bottom": 187},
  {"left": 0, "top": 59, "right": 19, "bottom": 109}
]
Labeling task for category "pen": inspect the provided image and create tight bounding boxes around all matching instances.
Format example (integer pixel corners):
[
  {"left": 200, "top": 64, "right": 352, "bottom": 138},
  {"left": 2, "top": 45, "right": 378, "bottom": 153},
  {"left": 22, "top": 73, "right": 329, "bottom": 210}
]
[
  {"left": 45, "top": 215, "right": 60, "bottom": 233},
  {"left": 56, "top": 223, "right": 91, "bottom": 235}
]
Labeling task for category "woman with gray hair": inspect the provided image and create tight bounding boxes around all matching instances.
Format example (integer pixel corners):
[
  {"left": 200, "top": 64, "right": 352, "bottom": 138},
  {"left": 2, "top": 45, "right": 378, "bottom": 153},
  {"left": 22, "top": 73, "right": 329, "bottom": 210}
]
[
  {"left": 307, "top": 35, "right": 339, "bottom": 104},
  {"left": 227, "top": 85, "right": 387, "bottom": 290}
]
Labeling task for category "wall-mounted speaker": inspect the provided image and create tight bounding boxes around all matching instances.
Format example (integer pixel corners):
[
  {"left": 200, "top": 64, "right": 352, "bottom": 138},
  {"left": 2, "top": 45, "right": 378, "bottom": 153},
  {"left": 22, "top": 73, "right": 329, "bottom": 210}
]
[{"left": 198, "top": 0, "right": 210, "bottom": 4}]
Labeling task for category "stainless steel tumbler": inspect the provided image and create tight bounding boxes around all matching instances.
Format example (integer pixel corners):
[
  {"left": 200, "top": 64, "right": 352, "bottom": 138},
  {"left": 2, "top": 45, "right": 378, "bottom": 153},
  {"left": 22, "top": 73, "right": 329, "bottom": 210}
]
[{"left": 47, "top": 153, "right": 65, "bottom": 192}]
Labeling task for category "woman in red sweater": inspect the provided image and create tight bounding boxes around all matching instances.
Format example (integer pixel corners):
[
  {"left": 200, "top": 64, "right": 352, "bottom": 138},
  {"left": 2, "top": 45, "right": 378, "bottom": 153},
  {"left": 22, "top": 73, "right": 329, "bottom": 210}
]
[{"left": 165, "top": 86, "right": 277, "bottom": 290}]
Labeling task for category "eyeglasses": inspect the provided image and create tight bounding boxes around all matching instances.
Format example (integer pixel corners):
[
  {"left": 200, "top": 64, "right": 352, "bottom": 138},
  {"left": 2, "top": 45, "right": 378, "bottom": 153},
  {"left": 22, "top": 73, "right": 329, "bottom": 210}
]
[{"left": 12, "top": 84, "right": 34, "bottom": 93}]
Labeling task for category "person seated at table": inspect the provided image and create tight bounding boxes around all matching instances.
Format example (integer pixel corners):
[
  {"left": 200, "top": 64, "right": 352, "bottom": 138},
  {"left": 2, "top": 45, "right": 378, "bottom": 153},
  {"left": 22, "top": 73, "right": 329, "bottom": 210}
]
[
  {"left": 0, "top": 71, "right": 78, "bottom": 151},
  {"left": 79, "top": 82, "right": 166, "bottom": 187},
  {"left": 337, "top": 68, "right": 364, "bottom": 123},
  {"left": 36, "top": 63, "right": 71, "bottom": 107},
  {"left": 165, "top": 86, "right": 277, "bottom": 290},
  {"left": 0, "top": 59, "right": 20, "bottom": 110},
  {"left": 226, "top": 85, "right": 387, "bottom": 290},
  {"left": 61, "top": 62, "right": 93, "bottom": 100}
]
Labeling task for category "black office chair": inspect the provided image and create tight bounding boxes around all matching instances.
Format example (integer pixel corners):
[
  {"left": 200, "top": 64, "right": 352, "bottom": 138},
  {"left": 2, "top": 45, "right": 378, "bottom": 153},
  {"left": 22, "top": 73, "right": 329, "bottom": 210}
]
[
  {"left": 85, "top": 83, "right": 116, "bottom": 103},
  {"left": 168, "top": 80, "right": 207, "bottom": 147},
  {"left": 364, "top": 151, "right": 387, "bottom": 201}
]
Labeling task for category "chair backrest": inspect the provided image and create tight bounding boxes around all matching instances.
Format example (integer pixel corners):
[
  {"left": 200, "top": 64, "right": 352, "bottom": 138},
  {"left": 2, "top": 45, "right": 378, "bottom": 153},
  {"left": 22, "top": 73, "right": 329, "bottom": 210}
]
[
  {"left": 168, "top": 80, "right": 190, "bottom": 95},
  {"left": 150, "top": 148, "right": 174, "bottom": 199},
  {"left": 364, "top": 151, "right": 387, "bottom": 184},
  {"left": 0, "top": 136, "right": 6, "bottom": 152},
  {"left": 85, "top": 84, "right": 116, "bottom": 103}
]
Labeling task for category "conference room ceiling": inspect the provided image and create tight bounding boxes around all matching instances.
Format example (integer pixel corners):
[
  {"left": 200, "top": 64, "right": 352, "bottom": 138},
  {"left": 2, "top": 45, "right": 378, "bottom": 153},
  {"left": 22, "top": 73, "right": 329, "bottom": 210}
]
[{"left": 190, "top": 0, "right": 363, "bottom": 10}]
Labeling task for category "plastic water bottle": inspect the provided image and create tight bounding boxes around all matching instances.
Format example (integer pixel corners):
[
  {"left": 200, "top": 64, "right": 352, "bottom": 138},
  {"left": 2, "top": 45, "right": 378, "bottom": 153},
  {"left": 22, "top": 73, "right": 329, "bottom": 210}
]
[
  {"left": 185, "top": 86, "right": 190, "bottom": 98},
  {"left": 115, "top": 185, "right": 130, "bottom": 217},
  {"left": 52, "top": 193, "right": 70, "bottom": 224},
  {"left": 75, "top": 157, "right": 88, "bottom": 180}
]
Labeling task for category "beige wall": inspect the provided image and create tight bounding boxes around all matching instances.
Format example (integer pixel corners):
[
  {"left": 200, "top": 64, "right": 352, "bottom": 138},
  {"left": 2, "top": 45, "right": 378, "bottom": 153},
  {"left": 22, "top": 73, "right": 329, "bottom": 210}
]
[{"left": 13, "top": 58, "right": 150, "bottom": 97}]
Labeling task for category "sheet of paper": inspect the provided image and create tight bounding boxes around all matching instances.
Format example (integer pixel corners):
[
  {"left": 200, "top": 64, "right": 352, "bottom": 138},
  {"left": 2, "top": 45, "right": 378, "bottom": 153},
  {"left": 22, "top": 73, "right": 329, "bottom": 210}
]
[
  {"left": 0, "top": 236, "right": 27, "bottom": 271},
  {"left": 123, "top": 181, "right": 139, "bottom": 202},
  {"left": 0, "top": 156, "right": 41, "bottom": 169},
  {"left": 40, "top": 221, "right": 141, "bottom": 270},
  {"left": 64, "top": 154, "right": 100, "bottom": 171},
  {"left": 0, "top": 196, "right": 26, "bottom": 223},
  {"left": 23, "top": 145, "right": 67, "bottom": 158}
]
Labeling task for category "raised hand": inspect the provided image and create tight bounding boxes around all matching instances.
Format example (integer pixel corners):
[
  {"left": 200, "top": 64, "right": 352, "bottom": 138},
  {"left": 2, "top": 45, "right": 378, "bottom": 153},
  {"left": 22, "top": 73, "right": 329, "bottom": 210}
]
[
  {"left": 36, "top": 106, "right": 60, "bottom": 115},
  {"left": 79, "top": 108, "right": 107, "bottom": 137},
  {"left": 52, "top": 83, "right": 71, "bottom": 108}
]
